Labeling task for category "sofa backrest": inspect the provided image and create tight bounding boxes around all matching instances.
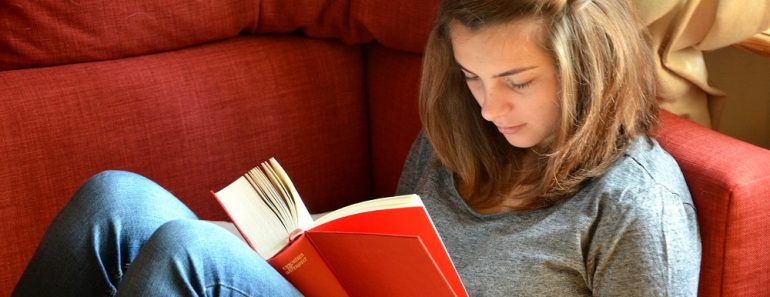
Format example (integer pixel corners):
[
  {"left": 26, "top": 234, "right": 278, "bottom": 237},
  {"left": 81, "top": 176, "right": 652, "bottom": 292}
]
[
  {"left": 0, "top": 27, "right": 377, "bottom": 297},
  {"left": 0, "top": 0, "right": 436, "bottom": 295},
  {"left": 0, "top": 0, "right": 437, "bottom": 71}
]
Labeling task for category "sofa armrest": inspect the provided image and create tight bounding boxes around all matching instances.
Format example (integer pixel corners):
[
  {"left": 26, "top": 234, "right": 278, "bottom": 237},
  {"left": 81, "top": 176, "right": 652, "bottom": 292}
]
[{"left": 656, "top": 110, "right": 770, "bottom": 297}]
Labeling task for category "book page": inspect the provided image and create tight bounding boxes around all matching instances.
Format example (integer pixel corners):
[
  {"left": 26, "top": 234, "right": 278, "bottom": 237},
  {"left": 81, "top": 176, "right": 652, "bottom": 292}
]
[
  {"left": 268, "top": 158, "right": 314, "bottom": 230},
  {"left": 214, "top": 176, "right": 290, "bottom": 258},
  {"left": 311, "top": 194, "right": 423, "bottom": 228},
  {"left": 213, "top": 158, "right": 315, "bottom": 259}
]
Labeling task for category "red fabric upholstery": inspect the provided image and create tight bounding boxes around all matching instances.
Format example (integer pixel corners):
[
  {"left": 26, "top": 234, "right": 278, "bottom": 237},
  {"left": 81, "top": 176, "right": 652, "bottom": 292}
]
[
  {"left": 366, "top": 44, "right": 424, "bottom": 197},
  {"left": 657, "top": 111, "right": 770, "bottom": 297},
  {"left": 256, "top": 0, "right": 438, "bottom": 53},
  {"left": 0, "top": 36, "right": 371, "bottom": 294},
  {"left": 0, "top": 0, "right": 439, "bottom": 71},
  {"left": 1, "top": 1, "right": 768, "bottom": 296},
  {"left": 0, "top": 0, "right": 259, "bottom": 70}
]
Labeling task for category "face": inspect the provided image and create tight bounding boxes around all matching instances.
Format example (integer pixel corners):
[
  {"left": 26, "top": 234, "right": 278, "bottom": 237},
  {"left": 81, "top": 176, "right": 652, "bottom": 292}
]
[{"left": 449, "top": 19, "right": 560, "bottom": 149}]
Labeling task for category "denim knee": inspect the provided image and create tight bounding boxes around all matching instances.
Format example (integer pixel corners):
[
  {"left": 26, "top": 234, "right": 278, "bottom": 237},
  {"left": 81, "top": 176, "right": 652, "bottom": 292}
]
[
  {"left": 76, "top": 170, "right": 163, "bottom": 203},
  {"left": 70, "top": 170, "right": 196, "bottom": 220},
  {"left": 141, "top": 219, "right": 263, "bottom": 272},
  {"left": 116, "top": 220, "right": 301, "bottom": 296},
  {"left": 148, "top": 220, "right": 245, "bottom": 256}
]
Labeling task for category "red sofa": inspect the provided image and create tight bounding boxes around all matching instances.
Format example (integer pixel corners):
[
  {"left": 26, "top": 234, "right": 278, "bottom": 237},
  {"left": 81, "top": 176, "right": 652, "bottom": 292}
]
[{"left": 1, "top": 1, "right": 768, "bottom": 296}]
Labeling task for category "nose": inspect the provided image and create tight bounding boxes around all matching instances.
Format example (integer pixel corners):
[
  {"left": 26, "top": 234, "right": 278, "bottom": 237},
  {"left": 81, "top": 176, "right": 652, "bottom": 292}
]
[{"left": 479, "top": 87, "right": 512, "bottom": 122}]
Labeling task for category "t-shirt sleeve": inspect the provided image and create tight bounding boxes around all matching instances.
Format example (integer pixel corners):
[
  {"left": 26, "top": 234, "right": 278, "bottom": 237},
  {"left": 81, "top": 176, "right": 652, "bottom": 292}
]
[
  {"left": 588, "top": 185, "right": 701, "bottom": 297},
  {"left": 395, "top": 130, "right": 433, "bottom": 196}
]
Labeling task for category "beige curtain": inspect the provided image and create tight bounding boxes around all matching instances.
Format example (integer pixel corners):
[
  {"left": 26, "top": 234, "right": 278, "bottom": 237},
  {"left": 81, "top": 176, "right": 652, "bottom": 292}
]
[{"left": 635, "top": 0, "right": 770, "bottom": 128}]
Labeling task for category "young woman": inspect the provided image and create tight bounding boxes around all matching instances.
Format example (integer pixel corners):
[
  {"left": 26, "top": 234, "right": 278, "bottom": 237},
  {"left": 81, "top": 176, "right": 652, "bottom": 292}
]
[
  {"left": 396, "top": 0, "right": 700, "bottom": 295},
  {"left": 13, "top": 0, "right": 700, "bottom": 296}
]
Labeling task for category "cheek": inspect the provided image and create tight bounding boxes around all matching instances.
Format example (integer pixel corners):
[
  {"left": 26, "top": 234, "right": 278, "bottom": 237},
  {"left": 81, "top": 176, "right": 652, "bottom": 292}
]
[
  {"left": 544, "top": 102, "right": 561, "bottom": 129},
  {"left": 539, "top": 96, "right": 561, "bottom": 132},
  {"left": 535, "top": 78, "right": 561, "bottom": 117},
  {"left": 525, "top": 86, "right": 560, "bottom": 129}
]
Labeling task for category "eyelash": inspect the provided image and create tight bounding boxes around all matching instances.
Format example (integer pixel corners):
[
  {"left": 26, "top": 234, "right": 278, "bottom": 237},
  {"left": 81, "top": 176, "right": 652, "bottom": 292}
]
[
  {"left": 508, "top": 80, "right": 532, "bottom": 90},
  {"left": 463, "top": 75, "right": 532, "bottom": 90}
]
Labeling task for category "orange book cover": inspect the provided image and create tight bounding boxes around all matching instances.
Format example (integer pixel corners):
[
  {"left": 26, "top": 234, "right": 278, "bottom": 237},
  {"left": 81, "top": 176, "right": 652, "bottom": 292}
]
[
  {"left": 309, "top": 207, "right": 465, "bottom": 296},
  {"left": 213, "top": 158, "right": 468, "bottom": 297},
  {"left": 267, "top": 232, "right": 349, "bottom": 297}
]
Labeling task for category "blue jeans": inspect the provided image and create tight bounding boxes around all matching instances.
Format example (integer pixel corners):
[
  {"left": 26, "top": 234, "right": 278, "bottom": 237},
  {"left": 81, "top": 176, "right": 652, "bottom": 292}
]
[{"left": 13, "top": 170, "right": 302, "bottom": 297}]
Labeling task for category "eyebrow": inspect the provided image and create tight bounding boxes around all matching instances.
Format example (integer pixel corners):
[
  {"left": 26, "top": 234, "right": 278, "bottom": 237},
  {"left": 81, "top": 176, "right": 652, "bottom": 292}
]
[{"left": 457, "top": 63, "right": 537, "bottom": 78}]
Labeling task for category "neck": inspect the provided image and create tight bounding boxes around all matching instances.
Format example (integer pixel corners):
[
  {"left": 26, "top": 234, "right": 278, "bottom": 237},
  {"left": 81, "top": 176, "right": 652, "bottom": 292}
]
[{"left": 457, "top": 148, "right": 546, "bottom": 213}]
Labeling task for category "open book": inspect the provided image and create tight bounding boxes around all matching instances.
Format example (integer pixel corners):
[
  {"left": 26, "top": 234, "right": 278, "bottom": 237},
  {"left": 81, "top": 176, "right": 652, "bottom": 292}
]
[{"left": 212, "top": 158, "right": 467, "bottom": 297}]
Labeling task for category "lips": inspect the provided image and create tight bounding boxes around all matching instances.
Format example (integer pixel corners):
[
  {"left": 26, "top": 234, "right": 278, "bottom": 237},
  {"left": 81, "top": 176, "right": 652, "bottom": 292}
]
[{"left": 497, "top": 123, "right": 526, "bottom": 134}]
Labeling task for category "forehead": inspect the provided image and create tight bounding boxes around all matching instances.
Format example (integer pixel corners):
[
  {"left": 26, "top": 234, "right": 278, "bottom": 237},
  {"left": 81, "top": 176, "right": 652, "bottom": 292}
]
[
  {"left": 449, "top": 17, "right": 544, "bottom": 42},
  {"left": 448, "top": 18, "right": 551, "bottom": 71}
]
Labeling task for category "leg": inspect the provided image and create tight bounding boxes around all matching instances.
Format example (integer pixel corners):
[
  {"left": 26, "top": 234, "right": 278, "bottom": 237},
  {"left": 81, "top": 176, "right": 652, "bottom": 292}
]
[
  {"left": 13, "top": 170, "right": 198, "bottom": 297},
  {"left": 116, "top": 220, "right": 302, "bottom": 297}
]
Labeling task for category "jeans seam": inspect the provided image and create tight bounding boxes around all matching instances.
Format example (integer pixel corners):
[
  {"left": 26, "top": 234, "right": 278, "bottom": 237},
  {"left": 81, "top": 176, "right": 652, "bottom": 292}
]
[{"left": 206, "top": 283, "right": 253, "bottom": 297}]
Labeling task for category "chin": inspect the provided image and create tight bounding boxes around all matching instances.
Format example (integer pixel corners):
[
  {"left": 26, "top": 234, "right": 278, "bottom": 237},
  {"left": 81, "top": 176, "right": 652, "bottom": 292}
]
[{"left": 504, "top": 137, "right": 539, "bottom": 149}]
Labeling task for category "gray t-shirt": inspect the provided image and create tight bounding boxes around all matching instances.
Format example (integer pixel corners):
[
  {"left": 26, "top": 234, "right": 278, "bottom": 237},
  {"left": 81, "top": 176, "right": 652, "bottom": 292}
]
[{"left": 395, "top": 132, "right": 701, "bottom": 297}]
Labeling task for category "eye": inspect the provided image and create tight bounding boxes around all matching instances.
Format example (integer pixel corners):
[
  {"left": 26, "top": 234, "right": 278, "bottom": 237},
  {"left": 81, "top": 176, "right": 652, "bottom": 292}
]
[
  {"left": 507, "top": 79, "right": 532, "bottom": 90},
  {"left": 463, "top": 73, "right": 479, "bottom": 81}
]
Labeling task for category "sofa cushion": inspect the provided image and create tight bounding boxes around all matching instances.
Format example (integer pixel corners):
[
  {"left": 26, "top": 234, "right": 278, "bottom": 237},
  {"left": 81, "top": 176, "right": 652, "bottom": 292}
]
[
  {"left": 0, "top": 35, "right": 370, "bottom": 294},
  {"left": 0, "top": 0, "right": 440, "bottom": 71},
  {"left": 0, "top": 0, "right": 259, "bottom": 70},
  {"left": 365, "top": 44, "right": 423, "bottom": 197},
  {"left": 258, "top": 0, "right": 438, "bottom": 53}
]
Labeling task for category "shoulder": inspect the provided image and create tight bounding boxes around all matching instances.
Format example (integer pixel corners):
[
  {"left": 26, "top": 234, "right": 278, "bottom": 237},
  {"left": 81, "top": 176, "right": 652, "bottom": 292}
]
[
  {"left": 580, "top": 138, "right": 701, "bottom": 295},
  {"left": 580, "top": 137, "right": 694, "bottom": 217}
]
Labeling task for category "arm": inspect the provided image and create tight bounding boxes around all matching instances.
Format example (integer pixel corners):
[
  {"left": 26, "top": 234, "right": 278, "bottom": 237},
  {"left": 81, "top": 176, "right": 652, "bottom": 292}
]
[{"left": 588, "top": 186, "right": 701, "bottom": 297}]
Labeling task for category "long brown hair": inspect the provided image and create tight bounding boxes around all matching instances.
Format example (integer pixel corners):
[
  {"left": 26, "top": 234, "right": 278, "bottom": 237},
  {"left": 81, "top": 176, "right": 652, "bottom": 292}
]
[{"left": 419, "top": 0, "right": 657, "bottom": 210}]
